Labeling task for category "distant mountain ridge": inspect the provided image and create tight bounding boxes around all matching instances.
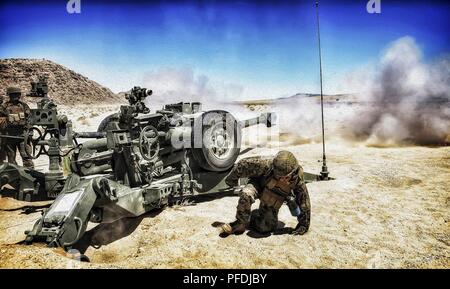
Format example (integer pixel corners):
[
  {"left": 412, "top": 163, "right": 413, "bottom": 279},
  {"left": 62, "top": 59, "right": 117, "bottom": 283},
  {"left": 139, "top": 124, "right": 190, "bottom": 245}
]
[{"left": 235, "top": 92, "right": 357, "bottom": 105}]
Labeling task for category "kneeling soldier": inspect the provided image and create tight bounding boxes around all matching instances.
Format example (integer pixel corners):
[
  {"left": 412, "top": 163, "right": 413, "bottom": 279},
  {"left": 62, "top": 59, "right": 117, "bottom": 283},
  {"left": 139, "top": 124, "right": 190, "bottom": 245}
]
[{"left": 222, "top": 150, "right": 311, "bottom": 235}]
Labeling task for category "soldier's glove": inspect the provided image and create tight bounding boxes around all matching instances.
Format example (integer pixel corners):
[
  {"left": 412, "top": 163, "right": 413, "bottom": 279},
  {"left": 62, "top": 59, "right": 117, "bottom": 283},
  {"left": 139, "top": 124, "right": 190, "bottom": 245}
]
[{"left": 291, "top": 223, "right": 308, "bottom": 235}]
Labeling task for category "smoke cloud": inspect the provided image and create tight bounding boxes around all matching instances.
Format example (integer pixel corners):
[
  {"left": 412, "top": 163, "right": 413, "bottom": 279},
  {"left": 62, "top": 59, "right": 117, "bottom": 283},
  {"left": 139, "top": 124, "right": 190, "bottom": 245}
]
[
  {"left": 142, "top": 67, "right": 243, "bottom": 108},
  {"left": 347, "top": 36, "right": 450, "bottom": 146}
]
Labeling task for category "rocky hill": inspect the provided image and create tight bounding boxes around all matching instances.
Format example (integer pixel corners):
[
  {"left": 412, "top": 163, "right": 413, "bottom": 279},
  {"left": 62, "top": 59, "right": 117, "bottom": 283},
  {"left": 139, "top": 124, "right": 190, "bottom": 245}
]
[{"left": 0, "top": 58, "right": 122, "bottom": 104}]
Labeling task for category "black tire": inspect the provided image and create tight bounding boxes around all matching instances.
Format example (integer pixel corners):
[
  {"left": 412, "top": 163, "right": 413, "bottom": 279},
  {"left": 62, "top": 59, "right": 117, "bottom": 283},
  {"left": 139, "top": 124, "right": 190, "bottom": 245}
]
[
  {"left": 97, "top": 113, "right": 119, "bottom": 132},
  {"left": 191, "top": 110, "right": 241, "bottom": 172}
]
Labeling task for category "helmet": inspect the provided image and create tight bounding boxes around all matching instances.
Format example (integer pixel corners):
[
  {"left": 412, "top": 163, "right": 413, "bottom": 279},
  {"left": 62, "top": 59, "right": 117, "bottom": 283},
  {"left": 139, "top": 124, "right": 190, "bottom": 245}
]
[
  {"left": 272, "top": 150, "right": 299, "bottom": 178},
  {"left": 6, "top": 87, "right": 21, "bottom": 97}
]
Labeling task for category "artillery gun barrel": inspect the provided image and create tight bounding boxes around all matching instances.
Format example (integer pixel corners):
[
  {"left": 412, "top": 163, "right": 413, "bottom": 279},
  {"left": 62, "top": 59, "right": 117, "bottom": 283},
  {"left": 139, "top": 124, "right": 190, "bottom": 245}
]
[
  {"left": 74, "top": 132, "right": 107, "bottom": 139},
  {"left": 0, "top": 134, "right": 24, "bottom": 140},
  {"left": 81, "top": 164, "right": 112, "bottom": 175},
  {"left": 77, "top": 138, "right": 108, "bottom": 150},
  {"left": 239, "top": 112, "right": 276, "bottom": 128},
  {"left": 74, "top": 149, "right": 114, "bottom": 163}
]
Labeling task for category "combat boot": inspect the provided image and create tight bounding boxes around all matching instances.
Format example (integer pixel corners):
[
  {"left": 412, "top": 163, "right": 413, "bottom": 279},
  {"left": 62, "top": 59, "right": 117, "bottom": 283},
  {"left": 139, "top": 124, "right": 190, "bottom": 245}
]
[{"left": 220, "top": 220, "right": 246, "bottom": 235}]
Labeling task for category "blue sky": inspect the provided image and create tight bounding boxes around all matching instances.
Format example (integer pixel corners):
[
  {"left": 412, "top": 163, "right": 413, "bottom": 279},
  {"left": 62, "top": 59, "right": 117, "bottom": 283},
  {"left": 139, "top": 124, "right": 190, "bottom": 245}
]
[{"left": 1, "top": 0, "right": 449, "bottom": 99}]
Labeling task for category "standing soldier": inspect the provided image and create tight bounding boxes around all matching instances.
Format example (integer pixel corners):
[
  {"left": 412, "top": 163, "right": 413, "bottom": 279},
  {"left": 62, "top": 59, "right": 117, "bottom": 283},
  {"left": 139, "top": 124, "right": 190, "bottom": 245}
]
[
  {"left": 221, "top": 150, "right": 311, "bottom": 236},
  {"left": 0, "top": 94, "right": 6, "bottom": 164},
  {"left": 1, "top": 87, "right": 34, "bottom": 168}
]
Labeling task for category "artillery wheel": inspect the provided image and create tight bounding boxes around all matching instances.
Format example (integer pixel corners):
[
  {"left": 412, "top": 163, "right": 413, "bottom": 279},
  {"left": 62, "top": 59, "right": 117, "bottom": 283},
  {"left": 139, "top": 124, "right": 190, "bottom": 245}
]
[{"left": 192, "top": 110, "right": 241, "bottom": 172}]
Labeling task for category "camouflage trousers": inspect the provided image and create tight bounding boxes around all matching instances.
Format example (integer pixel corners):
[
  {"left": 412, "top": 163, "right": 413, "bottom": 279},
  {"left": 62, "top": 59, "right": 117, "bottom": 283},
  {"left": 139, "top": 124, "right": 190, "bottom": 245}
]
[
  {"left": 236, "top": 184, "right": 280, "bottom": 233},
  {"left": 4, "top": 139, "right": 34, "bottom": 168},
  {"left": 0, "top": 139, "right": 5, "bottom": 164}
]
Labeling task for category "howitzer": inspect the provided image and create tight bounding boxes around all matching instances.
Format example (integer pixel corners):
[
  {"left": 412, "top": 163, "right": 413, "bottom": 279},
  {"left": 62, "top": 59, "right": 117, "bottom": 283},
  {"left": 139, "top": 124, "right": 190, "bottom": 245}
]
[{"left": 0, "top": 87, "right": 278, "bottom": 249}]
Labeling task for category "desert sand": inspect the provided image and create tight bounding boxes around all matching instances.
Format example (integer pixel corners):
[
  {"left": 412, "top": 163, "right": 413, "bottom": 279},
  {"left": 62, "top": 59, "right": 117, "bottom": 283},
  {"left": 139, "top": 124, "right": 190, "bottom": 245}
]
[{"left": 0, "top": 100, "right": 448, "bottom": 268}]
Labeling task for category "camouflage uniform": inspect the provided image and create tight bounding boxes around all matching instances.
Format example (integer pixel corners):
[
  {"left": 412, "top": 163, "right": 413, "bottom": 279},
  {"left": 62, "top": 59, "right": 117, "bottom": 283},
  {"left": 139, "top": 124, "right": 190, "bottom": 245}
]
[
  {"left": 1, "top": 87, "right": 34, "bottom": 168},
  {"left": 224, "top": 151, "right": 311, "bottom": 234},
  {"left": 0, "top": 95, "right": 6, "bottom": 164}
]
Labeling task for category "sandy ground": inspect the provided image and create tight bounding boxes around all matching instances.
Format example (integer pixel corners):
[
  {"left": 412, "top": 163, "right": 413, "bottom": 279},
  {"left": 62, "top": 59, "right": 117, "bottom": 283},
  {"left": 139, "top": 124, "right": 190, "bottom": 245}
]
[{"left": 0, "top": 101, "right": 449, "bottom": 268}]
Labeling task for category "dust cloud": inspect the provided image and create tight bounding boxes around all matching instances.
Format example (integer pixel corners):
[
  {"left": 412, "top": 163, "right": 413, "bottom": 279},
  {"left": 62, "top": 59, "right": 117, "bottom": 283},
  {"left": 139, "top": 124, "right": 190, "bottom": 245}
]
[{"left": 347, "top": 37, "right": 450, "bottom": 146}]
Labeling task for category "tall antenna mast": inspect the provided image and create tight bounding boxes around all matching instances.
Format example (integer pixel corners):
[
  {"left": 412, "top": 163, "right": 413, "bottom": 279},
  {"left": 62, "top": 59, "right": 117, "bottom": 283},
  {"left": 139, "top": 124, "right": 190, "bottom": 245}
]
[{"left": 315, "top": 0, "right": 329, "bottom": 180}]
